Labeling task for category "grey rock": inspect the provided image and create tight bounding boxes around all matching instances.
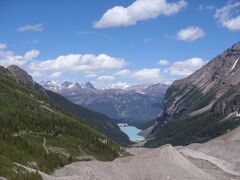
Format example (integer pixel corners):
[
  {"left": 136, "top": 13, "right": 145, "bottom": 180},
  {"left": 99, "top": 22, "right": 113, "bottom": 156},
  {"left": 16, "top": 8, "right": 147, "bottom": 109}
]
[
  {"left": 7, "top": 65, "right": 35, "bottom": 88},
  {"left": 152, "top": 41, "right": 240, "bottom": 133}
]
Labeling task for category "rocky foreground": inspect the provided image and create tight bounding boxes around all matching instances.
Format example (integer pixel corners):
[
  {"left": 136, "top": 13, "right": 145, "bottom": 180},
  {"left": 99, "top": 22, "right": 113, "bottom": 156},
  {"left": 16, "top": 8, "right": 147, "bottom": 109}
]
[
  {"left": 38, "top": 125, "right": 240, "bottom": 180},
  {"left": 46, "top": 144, "right": 212, "bottom": 180},
  {"left": 14, "top": 126, "right": 240, "bottom": 180}
]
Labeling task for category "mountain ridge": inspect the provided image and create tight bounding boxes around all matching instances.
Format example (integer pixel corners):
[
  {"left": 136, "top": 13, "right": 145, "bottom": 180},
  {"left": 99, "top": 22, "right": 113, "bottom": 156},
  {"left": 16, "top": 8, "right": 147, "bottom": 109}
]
[
  {"left": 6, "top": 65, "right": 130, "bottom": 146},
  {"left": 40, "top": 81, "right": 169, "bottom": 123},
  {"left": 145, "top": 41, "right": 240, "bottom": 147},
  {"left": 0, "top": 65, "right": 127, "bottom": 179}
]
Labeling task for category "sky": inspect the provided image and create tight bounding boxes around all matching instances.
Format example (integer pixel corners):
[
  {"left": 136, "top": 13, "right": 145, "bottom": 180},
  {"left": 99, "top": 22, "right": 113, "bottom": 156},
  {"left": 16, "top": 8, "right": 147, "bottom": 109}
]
[{"left": 0, "top": 0, "right": 239, "bottom": 88}]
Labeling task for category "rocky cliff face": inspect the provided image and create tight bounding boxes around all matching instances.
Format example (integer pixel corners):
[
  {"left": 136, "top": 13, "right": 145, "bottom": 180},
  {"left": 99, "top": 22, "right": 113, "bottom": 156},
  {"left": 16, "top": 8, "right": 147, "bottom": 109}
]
[
  {"left": 210, "top": 83, "right": 240, "bottom": 116},
  {"left": 7, "top": 65, "right": 35, "bottom": 88},
  {"left": 7, "top": 65, "right": 46, "bottom": 95},
  {"left": 145, "top": 42, "right": 240, "bottom": 147},
  {"left": 153, "top": 42, "right": 240, "bottom": 130}
]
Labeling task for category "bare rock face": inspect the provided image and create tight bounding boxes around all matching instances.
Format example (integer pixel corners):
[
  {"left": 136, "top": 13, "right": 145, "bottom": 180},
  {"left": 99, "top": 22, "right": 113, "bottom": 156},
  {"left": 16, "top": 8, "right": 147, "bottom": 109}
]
[
  {"left": 7, "top": 65, "right": 46, "bottom": 95},
  {"left": 152, "top": 41, "right": 240, "bottom": 133},
  {"left": 7, "top": 65, "right": 35, "bottom": 88},
  {"left": 211, "top": 83, "right": 240, "bottom": 115},
  {"left": 84, "top": 81, "right": 95, "bottom": 89}
]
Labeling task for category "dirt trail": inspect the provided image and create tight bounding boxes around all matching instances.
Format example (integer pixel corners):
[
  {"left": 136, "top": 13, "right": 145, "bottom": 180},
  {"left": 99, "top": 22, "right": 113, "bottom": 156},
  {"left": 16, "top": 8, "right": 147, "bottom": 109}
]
[{"left": 43, "top": 138, "right": 49, "bottom": 154}]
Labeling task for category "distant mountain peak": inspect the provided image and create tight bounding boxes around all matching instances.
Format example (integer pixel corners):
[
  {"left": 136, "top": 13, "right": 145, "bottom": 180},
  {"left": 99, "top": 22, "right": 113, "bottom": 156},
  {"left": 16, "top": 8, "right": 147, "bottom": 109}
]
[
  {"left": 84, "top": 81, "right": 95, "bottom": 89},
  {"left": 41, "top": 81, "right": 169, "bottom": 122},
  {"left": 61, "top": 81, "right": 72, "bottom": 87}
]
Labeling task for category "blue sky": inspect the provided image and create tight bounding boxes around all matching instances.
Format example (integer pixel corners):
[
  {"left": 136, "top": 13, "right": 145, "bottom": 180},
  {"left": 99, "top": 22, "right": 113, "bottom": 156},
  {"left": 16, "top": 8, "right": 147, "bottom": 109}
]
[{"left": 0, "top": 0, "right": 239, "bottom": 88}]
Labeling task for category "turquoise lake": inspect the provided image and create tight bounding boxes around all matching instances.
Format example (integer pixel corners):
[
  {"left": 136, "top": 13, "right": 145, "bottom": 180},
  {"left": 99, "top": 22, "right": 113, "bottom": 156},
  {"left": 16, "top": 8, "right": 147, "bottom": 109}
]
[{"left": 119, "top": 126, "right": 144, "bottom": 141}]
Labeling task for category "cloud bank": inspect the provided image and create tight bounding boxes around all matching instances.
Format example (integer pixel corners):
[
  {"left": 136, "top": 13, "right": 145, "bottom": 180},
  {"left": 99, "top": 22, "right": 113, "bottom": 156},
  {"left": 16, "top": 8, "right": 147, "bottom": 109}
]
[
  {"left": 94, "top": 0, "right": 187, "bottom": 28},
  {"left": 169, "top": 57, "right": 206, "bottom": 76},
  {"left": 215, "top": 1, "right": 240, "bottom": 31},
  {"left": 18, "top": 24, "right": 44, "bottom": 32}
]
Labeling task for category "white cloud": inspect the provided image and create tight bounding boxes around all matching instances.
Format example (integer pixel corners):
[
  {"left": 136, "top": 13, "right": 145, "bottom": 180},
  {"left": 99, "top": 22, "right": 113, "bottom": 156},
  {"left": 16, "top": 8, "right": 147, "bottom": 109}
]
[
  {"left": 0, "top": 43, "right": 7, "bottom": 49},
  {"left": 30, "top": 54, "right": 126, "bottom": 75},
  {"left": 0, "top": 46, "right": 127, "bottom": 84},
  {"left": 24, "top": 49, "right": 40, "bottom": 60},
  {"left": 94, "top": 0, "right": 187, "bottom": 28},
  {"left": 17, "top": 23, "right": 44, "bottom": 32},
  {"left": 97, "top": 75, "right": 115, "bottom": 81},
  {"left": 169, "top": 57, "right": 205, "bottom": 77},
  {"left": 177, "top": 26, "right": 205, "bottom": 42},
  {"left": 158, "top": 59, "right": 170, "bottom": 65},
  {"left": 84, "top": 74, "right": 97, "bottom": 78},
  {"left": 114, "top": 69, "right": 131, "bottom": 76},
  {"left": 0, "top": 49, "right": 39, "bottom": 67},
  {"left": 131, "top": 68, "right": 161, "bottom": 81},
  {"left": 215, "top": 1, "right": 240, "bottom": 31},
  {"left": 50, "top": 72, "right": 62, "bottom": 78},
  {"left": 110, "top": 82, "right": 130, "bottom": 89},
  {"left": 30, "top": 71, "right": 42, "bottom": 78},
  {"left": 198, "top": 4, "right": 215, "bottom": 11}
]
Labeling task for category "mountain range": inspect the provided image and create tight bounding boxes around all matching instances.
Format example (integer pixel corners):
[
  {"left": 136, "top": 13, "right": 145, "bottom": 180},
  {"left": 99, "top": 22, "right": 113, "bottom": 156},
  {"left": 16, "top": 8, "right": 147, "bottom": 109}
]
[
  {"left": 40, "top": 81, "right": 169, "bottom": 124},
  {"left": 1, "top": 41, "right": 240, "bottom": 179},
  {"left": 145, "top": 42, "right": 240, "bottom": 147}
]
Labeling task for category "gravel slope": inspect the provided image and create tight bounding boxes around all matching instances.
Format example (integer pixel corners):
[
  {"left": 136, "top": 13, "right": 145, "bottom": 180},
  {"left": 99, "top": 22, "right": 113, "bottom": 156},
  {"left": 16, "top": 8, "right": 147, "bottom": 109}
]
[
  {"left": 12, "top": 127, "right": 240, "bottom": 180},
  {"left": 49, "top": 144, "right": 215, "bottom": 180},
  {"left": 178, "top": 126, "right": 240, "bottom": 177},
  {"left": 13, "top": 142, "right": 240, "bottom": 180}
]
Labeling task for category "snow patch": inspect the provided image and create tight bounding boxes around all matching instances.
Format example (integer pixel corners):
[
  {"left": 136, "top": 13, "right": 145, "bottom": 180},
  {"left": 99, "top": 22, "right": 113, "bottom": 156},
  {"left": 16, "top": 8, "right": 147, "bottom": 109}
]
[
  {"left": 231, "top": 58, "right": 239, "bottom": 71},
  {"left": 67, "top": 83, "right": 75, "bottom": 89},
  {"left": 221, "top": 111, "right": 240, "bottom": 122}
]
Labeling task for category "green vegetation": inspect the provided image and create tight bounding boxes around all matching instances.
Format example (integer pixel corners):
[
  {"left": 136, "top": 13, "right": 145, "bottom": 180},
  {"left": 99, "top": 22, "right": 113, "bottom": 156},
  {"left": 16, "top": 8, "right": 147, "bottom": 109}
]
[
  {"left": 145, "top": 112, "right": 240, "bottom": 148},
  {"left": 0, "top": 66, "right": 125, "bottom": 179},
  {"left": 47, "top": 90, "right": 130, "bottom": 146},
  {"left": 145, "top": 80, "right": 240, "bottom": 147},
  {"left": 146, "top": 81, "right": 240, "bottom": 148},
  {"left": 0, "top": 154, "right": 42, "bottom": 180}
]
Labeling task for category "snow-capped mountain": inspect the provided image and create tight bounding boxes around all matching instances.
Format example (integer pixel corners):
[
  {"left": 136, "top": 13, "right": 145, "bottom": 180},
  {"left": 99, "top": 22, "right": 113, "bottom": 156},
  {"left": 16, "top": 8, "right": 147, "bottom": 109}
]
[{"left": 40, "top": 81, "right": 169, "bottom": 123}]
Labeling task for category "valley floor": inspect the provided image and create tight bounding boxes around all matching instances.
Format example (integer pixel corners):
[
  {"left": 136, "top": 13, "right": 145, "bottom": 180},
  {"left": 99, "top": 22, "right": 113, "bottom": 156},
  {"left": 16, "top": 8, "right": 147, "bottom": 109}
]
[
  {"left": 24, "top": 143, "right": 239, "bottom": 180},
  {"left": 14, "top": 126, "right": 240, "bottom": 180}
]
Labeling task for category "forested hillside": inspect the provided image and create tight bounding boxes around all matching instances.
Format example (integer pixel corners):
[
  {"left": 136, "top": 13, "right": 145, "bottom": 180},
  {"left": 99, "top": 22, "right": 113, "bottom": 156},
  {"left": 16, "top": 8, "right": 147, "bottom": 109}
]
[{"left": 0, "top": 66, "right": 125, "bottom": 179}]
